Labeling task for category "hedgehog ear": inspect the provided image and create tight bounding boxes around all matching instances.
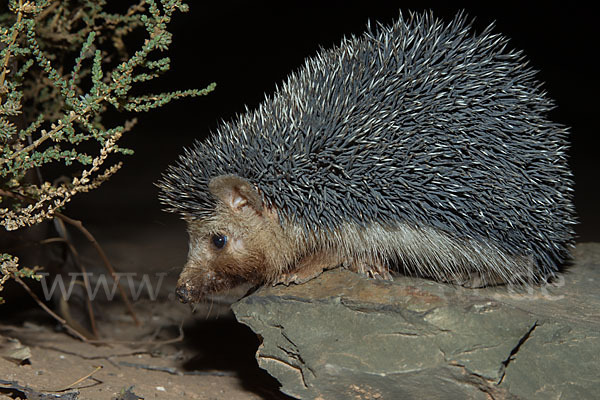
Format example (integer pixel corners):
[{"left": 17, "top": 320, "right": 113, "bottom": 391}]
[{"left": 208, "top": 175, "right": 263, "bottom": 213}]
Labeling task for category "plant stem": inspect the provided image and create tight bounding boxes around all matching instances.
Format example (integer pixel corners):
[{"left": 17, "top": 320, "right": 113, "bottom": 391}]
[
  {"left": 0, "top": 0, "right": 24, "bottom": 103},
  {"left": 13, "top": 275, "right": 90, "bottom": 342},
  {"left": 54, "top": 211, "right": 141, "bottom": 326}
]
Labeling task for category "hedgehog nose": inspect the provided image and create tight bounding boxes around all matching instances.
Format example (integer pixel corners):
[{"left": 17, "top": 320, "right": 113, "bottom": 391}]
[{"left": 175, "top": 285, "right": 191, "bottom": 303}]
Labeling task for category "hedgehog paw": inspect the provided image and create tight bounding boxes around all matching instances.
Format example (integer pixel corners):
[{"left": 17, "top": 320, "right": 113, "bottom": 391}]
[
  {"left": 349, "top": 261, "right": 393, "bottom": 281},
  {"left": 367, "top": 268, "right": 394, "bottom": 281}
]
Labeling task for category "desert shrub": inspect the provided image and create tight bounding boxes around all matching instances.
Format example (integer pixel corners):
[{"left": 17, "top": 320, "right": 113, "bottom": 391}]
[{"left": 0, "top": 0, "right": 214, "bottom": 303}]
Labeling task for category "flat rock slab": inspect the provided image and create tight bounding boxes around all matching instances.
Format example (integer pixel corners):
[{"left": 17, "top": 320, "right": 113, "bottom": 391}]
[{"left": 232, "top": 243, "right": 600, "bottom": 399}]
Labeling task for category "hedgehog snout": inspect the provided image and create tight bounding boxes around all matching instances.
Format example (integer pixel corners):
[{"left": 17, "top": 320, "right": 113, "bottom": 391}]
[
  {"left": 175, "top": 283, "right": 192, "bottom": 303},
  {"left": 175, "top": 268, "right": 220, "bottom": 303}
]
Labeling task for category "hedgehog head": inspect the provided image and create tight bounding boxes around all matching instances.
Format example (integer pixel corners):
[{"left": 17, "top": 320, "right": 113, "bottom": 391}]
[{"left": 175, "top": 175, "right": 292, "bottom": 303}]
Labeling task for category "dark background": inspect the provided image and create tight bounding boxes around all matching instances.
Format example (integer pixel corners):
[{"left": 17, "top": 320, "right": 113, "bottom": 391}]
[{"left": 69, "top": 1, "right": 598, "bottom": 241}]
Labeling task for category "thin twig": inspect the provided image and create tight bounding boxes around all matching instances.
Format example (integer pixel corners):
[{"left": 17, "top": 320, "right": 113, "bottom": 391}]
[
  {"left": 0, "top": 188, "right": 34, "bottom": 202},
  {"left": 35, "top": 0, "right": 60, "bottom": 21},
  {"left": 54, "top": 217, "right": 99, "bottom": 337},
  {"left": 7, "top": 320, "right": 185, "bottom": 349},
  {"left": 41, "top": 320, "right": 184, "bottom": 347},
  {"left": 0, "top": 109, "right": 86, "bottom": 165},
  {"left": 12, "top": 275, "right": 89, "bottom": 342},
  {"left": 53, "top": 211, "right": 140, "bottom": 326},
  {"left": 39, "top": 236, "right": 99, "bottom": 339},
  {"left": 85, "top": 320, "right": 184, "bottom": 347},
  {"left": 57, "top": 365, "right": 103, "bottom": 392},
  {"left": 37, "top": 346, "right": 151, "bottom": 360}
]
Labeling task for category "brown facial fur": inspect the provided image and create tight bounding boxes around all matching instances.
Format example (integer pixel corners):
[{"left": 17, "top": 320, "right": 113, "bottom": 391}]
[{"left": 176, "top": 175, "right": 297, "bottom": 302}]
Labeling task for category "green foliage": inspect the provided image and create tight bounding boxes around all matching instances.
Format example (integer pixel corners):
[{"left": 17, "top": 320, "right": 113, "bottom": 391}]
[{"left": 0, "top": 0, "right": 214, "bottom": 292}]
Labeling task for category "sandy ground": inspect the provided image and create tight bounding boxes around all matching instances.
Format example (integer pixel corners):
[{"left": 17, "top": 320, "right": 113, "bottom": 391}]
[{"left": 0, "top": 220, "right": 290, "bottom": 399}]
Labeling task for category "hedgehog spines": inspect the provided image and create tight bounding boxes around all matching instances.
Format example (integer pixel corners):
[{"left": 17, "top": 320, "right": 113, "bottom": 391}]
[{"left": 158, "top": 10, "right": 575, "bottom": 281}]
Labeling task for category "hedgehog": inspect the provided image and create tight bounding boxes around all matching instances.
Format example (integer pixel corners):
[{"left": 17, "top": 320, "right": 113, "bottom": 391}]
[{"left": 159, "top": 11, "right": 575, "bottom": 303}]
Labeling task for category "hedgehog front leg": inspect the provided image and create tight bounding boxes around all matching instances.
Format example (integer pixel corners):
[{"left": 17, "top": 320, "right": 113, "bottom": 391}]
[
  {"left": 274, "top": 253, "right": 394, "bottom": 286},
  {"left": 274, "top": 252, "right": 343, "bottom": 286}
]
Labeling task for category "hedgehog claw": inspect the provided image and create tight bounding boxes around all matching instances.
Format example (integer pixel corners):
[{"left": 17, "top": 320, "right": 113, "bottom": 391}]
[{"left": 353, "top": 261, "right": 393, "bottom": 281}]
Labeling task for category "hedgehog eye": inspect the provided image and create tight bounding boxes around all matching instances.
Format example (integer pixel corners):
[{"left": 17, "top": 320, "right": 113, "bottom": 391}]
[{"left": 211, "top": 234, "right": 228, "bottom": 249}]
